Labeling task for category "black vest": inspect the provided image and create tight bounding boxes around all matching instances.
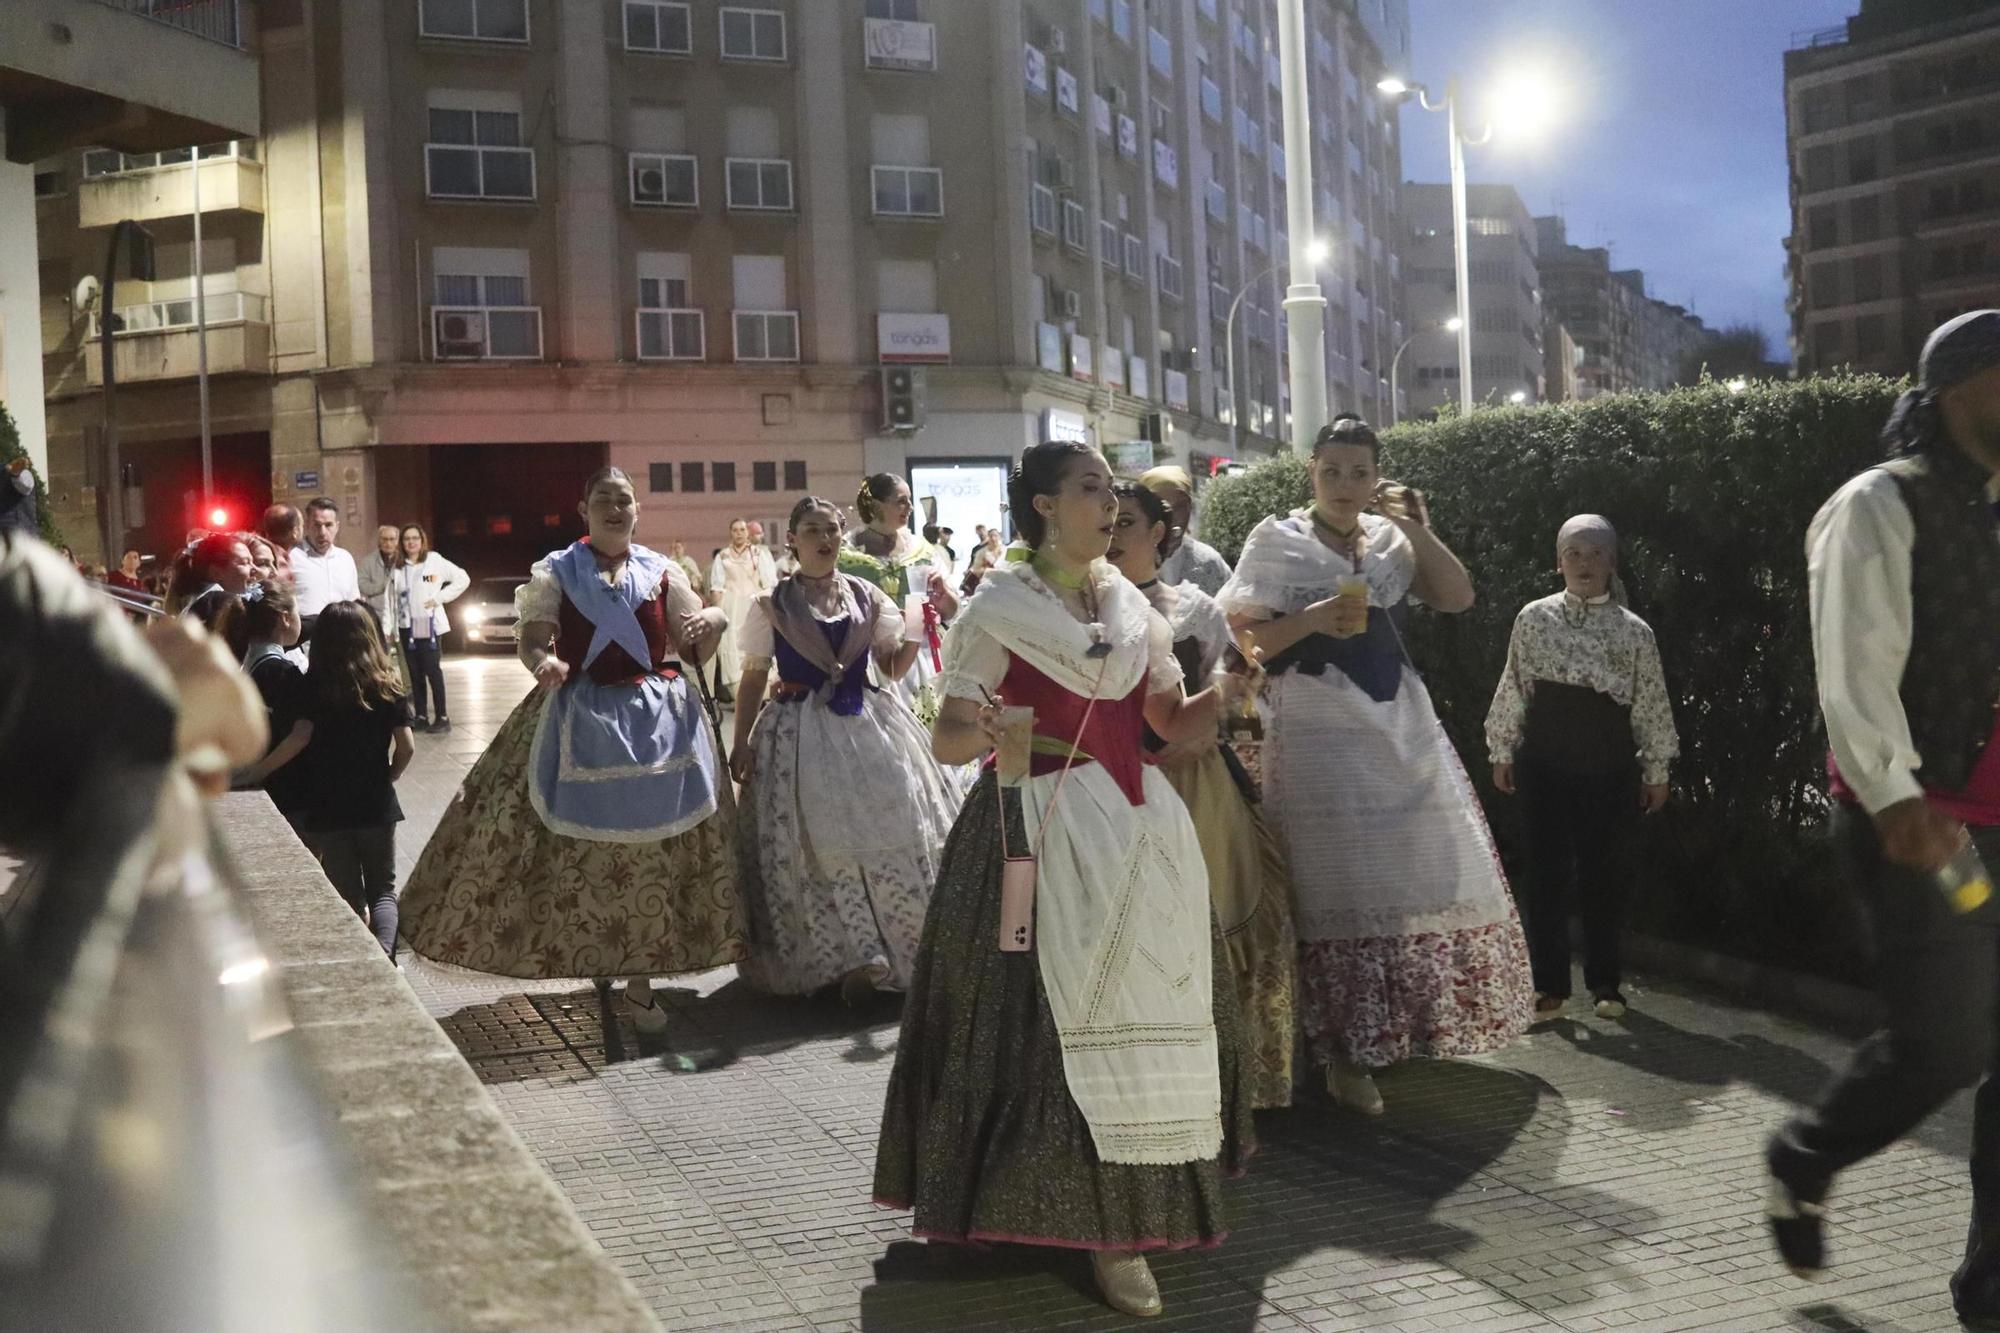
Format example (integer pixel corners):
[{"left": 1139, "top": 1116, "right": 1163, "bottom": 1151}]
[{"left": 1878, "top": 443, "right": 2000, "bottom": 792}]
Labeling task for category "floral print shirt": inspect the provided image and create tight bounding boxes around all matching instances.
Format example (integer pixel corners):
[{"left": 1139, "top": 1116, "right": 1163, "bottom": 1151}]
[{"left": 1485, "top": 592, "right": 1679, "bottom": 785}]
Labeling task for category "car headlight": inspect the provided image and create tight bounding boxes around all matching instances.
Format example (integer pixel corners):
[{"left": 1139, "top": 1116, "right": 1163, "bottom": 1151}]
[{"left": 463, "top": 605, "right": 487, "bottom": 624}]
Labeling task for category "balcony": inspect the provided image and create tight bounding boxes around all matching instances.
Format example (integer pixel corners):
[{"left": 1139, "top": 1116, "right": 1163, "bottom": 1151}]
[
  {"left": 863, "top": 17, "right": 936, "bottom": 71},
  {"left": 85, "top": 290, "right": 270, "bottom": 386},
  {"left": 636, "top": 307, "right": 705, "bottom": 360},
  {"left": 733, "top": 310, "right": 800, "bottom": 362},
  {"left": 78, "top": 142, "right": 262, "bottom": 228},
  {"left": 92, "top": 0, "right": 241, "bottom": 47},
  {"left": 426, "top": 143, "right": 536, "bottom": 201},
  {"left": 432, "top": 305, "right": 543, "bottom": 360}
]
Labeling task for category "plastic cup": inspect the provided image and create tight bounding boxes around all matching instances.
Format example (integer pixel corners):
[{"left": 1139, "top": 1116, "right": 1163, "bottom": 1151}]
[
  {"left": 902, "top": 594, "right": 928, "bottom": 642},
  {"left": 1333, "top": 575, "right": 1369, "bottom": 639},
  {"left": 996, "top": 706, "right": 1035, "bottom": 786}
]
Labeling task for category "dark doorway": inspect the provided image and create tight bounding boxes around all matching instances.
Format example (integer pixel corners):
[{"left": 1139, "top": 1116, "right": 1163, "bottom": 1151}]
[
  {"left": 425, "top": 442, "right": 609, "bottom": 583},
  {"left": 121, "top": 430, "right": 270, "bottom": 563}
]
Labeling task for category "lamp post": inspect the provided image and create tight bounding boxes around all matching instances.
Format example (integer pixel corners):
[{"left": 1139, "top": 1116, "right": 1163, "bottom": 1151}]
[
  {"left": 95, "top": 220, "right": 155, "bottom": 562},
  {"left": 1225, "top": 239, "right": 1329, "bottom": 459},
  {"left": 1387, "top": 315, "right": 1463, "bottom": 427},
  {"left": 1274, "top": 0, "right": 1327, "bottom": 453},
  {"left": 1378, "top": 76, "right": 1491, "bottom": 416}
]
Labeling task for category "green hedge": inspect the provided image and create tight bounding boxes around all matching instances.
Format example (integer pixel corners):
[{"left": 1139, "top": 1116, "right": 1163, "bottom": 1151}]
[
  {"left": 0, "top": 401, "right": 62, "bottom": 549},
  {"left": 1199, "top": 375, "right": 1907, "bottom": 981}
]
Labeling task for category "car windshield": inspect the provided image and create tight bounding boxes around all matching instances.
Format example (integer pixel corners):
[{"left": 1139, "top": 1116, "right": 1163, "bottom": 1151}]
[{"left": 477, "top": 578, "right": 525, "bottom": 602}]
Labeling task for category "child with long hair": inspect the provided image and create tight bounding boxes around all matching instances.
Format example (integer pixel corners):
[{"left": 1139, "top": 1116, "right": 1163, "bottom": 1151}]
[
  {"left": 219, "top": 579, "right": 315, "bottom": 829},
  {"left": 297, "top": 600, "right": 415, "bottom": 956}
]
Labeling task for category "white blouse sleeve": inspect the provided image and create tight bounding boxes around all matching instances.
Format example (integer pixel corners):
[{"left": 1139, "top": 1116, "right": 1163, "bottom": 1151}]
[
  {"left": 515, "top": 557, "right": 561, "bottom": 623},
  {"left": 739, "top": 595, "right": 776, "bottom": 665},
  {"left": 1144, "top": 609, "right": 1185, "bottom": 694},
  {"left": 871, "top": 589, "right": 906, "bottom": 656},
  {"left": 937, "top": 618, "right": 1011, "bottom": 701}
]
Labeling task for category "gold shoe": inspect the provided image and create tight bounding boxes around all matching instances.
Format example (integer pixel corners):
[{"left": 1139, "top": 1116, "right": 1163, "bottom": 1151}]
[
  {"left": 1090, "top": 1250, "right": 1162, "bottom": 1318},
  {"left": 1327, "top": 1062, "right": 1385, "bottom": 1116}
]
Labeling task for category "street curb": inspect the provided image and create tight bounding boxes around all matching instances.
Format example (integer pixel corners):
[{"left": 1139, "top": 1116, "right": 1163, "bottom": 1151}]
[{"left": 1624, "top": 929, "right": 1879, "bottom": 1037}]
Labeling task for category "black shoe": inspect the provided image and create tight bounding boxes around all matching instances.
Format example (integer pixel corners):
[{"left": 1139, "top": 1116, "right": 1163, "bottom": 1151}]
[
  {"left": 411, "top": 717, "right": 432, "bottom": 733},
  {"left": 430, "top": 717, "right": 451, "bottom": 734},
  {"left": 1766, "top": 1166, "right": 1827, "bottom": 1280}
]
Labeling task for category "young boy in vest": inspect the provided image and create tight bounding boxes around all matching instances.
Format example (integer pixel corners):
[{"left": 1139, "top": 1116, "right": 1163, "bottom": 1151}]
[{"left": 1767, "top": 310, "right": 2000, "bottom": 1323}]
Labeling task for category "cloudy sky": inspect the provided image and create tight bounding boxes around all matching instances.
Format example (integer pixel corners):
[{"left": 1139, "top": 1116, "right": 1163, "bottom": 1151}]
[{"left": 1401, "top": 0, "right": 1860, "bottom": 348}]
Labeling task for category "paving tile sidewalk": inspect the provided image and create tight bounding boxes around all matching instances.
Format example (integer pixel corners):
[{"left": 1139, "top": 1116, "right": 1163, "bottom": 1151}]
[{"left": 395, "top": 657, "right": 1975, "bottom": 1332}]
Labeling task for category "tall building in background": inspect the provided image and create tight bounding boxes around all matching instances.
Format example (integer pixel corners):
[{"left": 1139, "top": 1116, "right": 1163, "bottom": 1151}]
[
  {"left": 1784, "top": 0, "right": 2000, "bottom": 375},
  {"left": 1401, "top": 181, "right": 1540, "bottom": 417},
  {"left": 1533, "top": 215, "right": 1708, "bottom": 398},
  {"left": 31, "top": 0, "right": 1409, "bottom": 568}
]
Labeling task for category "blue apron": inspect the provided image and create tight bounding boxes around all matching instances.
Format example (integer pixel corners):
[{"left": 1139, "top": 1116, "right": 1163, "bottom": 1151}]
[{"left": 527, "top": 543, "right": 720, "bottom": 843}]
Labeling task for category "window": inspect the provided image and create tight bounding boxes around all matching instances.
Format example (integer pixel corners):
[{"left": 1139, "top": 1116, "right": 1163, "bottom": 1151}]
[
  {"left": 681, "top": 461, "right": 706, "bottom": 493},
  {"left": 1848, "top": 194, "right": 1881, "bottom": 243},
  {"left": 1061, "top": 198, "right": 1087, "bottom": 251},
  {"left": 1807, "top": 204, "right": 1839, "bottom": 249},
  {"left": 873, "top": 166, "right": 943, "bottom": 217},
  {"left": 637, "top": 254, "right": 704, "bottom": 360},
  {"left": 866, "top": 0, "right": 920, "bottom": 16},
  {"left": 1030, "top": 183, "right": 1057, "bottom": 236},
  {"left": 33, "top": 170, "right": 63, "bottom": 198},
  {"left": 1200, "top": 76, "right": 1223, "bottom": 123},
  {"left": 624, "top": 1, "right": 692, "bottom": 54},
  {"left": 734, "top": 311, "right": 799, "bottom": 360},
  {"left": 1847, "top": 137, "right": 1878, "bottom": 184},
  {"left": 783, "top": 460, "right": 808, "bottom": 490},
  {"left": 1854, "top": 312, "right": 1887, "bottom": 357},
  {"left": 645, "top": 463, "right": 677, "bottom": 493},
  {"left": 420, "top": 0, "right": 528, "bottom": 43},
  {"left": 1123, "top": 232, "right": 1144, "bottom": 279},
  {"left": 1148, "top": 27, "right": 1172, "bottom": 77},
  {"left": 630, "top": 152, "right": 698, "bottom": 207},
  {"left": 712, "top": 462, "right": 737, "bottom": 492},
  {"left": 753, "top": 461, "right": 778, "bottom": 491},
  {"left": 720, "top": 6, "right": 786, "bottom": 61},
  {"left": 1467, "top": 216, "right": 1513, "bottom": 236},
  {"left": 725, "top": 158, "right": 794, "bottom": 210},
  {"left": 432, "top": 259, "right": 540, "bottom": 360},
  {"left": 427, "top": 106, "right": 534, "bottom": 200},
  {"left": 1850, "top": 253, "right": 1883, "bottom": 303},
  {"left": 1110, "top": 0, "right": 1132, "bottom": 43}
]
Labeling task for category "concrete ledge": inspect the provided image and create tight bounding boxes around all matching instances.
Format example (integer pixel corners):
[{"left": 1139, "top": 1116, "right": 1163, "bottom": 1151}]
[
  {"left": 1625, "top": 929, "right": 1881, "bottom": 1036},
  {"left": 217, "top": 792, "right": 659, "bottom": 1332}
]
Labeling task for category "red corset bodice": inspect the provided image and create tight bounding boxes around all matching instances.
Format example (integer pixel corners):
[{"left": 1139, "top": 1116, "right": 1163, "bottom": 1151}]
[
  {"left": 988, "top": 652, "right": 1151, "bottom": 806},
  {"left": 556, "top": 590, "right": 676, "bottom": 687}
]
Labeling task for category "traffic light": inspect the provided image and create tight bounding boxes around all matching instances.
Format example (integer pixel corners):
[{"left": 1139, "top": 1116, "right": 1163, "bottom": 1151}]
[{"left": 879, "top": 366, "right": 927, "bottom": 434}]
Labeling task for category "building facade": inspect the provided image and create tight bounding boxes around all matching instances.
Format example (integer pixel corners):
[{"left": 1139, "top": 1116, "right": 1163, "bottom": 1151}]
[
  {"left": 32, "top": 0, "right": 1408, "bottom": 571},
  {"left": 1783, "top": 0, "right": 2000, "bottom": 376},
  {"left": 1401, "top": 181, "right": 1540, "bottom": 417},
  {"left": 1533, "top": 215, "right": 1708, "bottom": 398}
]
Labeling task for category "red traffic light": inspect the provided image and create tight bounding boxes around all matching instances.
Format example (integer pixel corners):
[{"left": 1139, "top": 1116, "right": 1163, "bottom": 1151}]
[{"left": 209, "top": 504, "right": 232, "bottom": 528}]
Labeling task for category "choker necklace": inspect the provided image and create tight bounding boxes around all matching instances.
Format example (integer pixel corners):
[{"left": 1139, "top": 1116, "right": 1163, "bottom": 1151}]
[
  {"left": 1309, "top": 508, "right": 1361, "bottom": 542},
  {"left": 796, "top": 568, "right": 835, "bottom": 582},
  {"left": 1134, "top": 577, "right": 1159, "bottom": 590},
  {"left": 1031, "top": 554, "right": 1113, "bottom": 657},
  {"left": 1031, "top": 553, "right": 1091, "bottom": 591}
]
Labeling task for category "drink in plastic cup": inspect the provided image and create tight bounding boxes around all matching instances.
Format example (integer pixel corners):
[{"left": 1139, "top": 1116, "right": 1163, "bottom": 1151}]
[
  {"left": 1333, "top": 575, "right": 1369, "bottom": 639},
  {"left": 996, "top": 706, "right": 1035, "bottom": 786},
  {"left": 903, "top": 594, "right": 928, "bottom": 642}
]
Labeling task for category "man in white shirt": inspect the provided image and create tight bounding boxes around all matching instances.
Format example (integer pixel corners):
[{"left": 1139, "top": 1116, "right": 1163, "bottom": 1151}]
[
  {"left": 290, "top": 497, "right": 361, "bottom": 642},
  {"left": 1767, "top": 311, "right": 2000, "bottom": 1312}
]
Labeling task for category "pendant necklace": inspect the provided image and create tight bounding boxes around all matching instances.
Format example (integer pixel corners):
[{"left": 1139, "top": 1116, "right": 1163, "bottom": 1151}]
[
  {"left": 1310, "top": 507, "right": 1364, "bottom": 565},
  {"left": 1033, "top": 554, "right": 1114, "bottom": 658}
]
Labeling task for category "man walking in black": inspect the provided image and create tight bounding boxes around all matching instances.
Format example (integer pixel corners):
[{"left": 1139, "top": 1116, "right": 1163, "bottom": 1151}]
[{"left": 1768, "top": 310, "right": 2000, "bottom": 1324}]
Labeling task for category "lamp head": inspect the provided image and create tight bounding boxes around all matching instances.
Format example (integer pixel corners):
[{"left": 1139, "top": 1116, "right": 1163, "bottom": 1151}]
[
  {"left": 1376, "top": 76, "right": 1414, "bottom": 98},
  {"left": 1508, "top": 390, "right": 1529, "bottom": 405},
  {"left": 1305, "top": 239, "right": 1330, "bottom": 265},
  {"left": 1444, "top": 316, "right": 1464, "bottom": 332}
]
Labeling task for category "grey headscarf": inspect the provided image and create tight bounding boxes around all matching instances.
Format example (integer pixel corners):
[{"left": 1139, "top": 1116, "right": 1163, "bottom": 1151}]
[
  {"left": 1884, "top": 309, "right": 2000, "bottom": 456},
  {"left": 1556, "top": 514, "right": 1626, "bottom": 606}
]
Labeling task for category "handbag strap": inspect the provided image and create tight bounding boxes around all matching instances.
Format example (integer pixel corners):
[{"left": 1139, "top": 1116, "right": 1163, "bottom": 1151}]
[{"left": 996, "top": 651, "right": 1111, "bottom": 862}]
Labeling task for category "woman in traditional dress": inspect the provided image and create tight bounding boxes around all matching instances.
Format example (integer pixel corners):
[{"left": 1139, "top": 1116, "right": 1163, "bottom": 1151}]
[
  {"left": 708, "top": 517, "right": 777, "bottom": 701},
  {"left": 399, "top": 466, "right": 746, "bottom": 1047},
  {"left": 728, "top": 496, "right": 963, "bottom": 1004},
  {"left": 1108, "top": 480, "right": 1299, "bottom": 1110},
  {"left": 838, "top": 474, "right": 958, "bottom": 728},
  {"left": 875, "top": 441, "right": 1257, "bottom": 1320},
  {"left": 1219, "top": 417, "right": 1532, "bottom": 1116}
]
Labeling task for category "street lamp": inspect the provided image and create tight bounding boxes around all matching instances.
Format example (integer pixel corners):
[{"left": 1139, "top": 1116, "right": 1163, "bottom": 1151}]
[
  {"left": 1508, "top": 390, "right": 1529, "bottom": 405},
  {"left": 1378, "top": 75, "right": 1493, "bottom": 416},
  {"left": 1225, "top": 238, "right": 1329, "bottom": 458},
  {"left": 1725, "top": 377, "right": 1750, "bottom": 395},
  {"left": 1387, "top": 315, "right": 1462, "bottom": 427}
]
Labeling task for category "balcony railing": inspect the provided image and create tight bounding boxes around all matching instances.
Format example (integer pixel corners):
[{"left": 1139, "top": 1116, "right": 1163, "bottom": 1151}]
[
  {"left": 1029, "top": 183, "right": 1058, "bottom": 238},
  {"left": 82, "top": 139, "right": 256, "bottom": 179},
  {"left": 91, "top": 289, "right": 266, "bottom": 337},
  {"left": 93, "top": 0, "right": 242, "bottom": 47},
  {"left": 636, "top": 307, "right": 705, "bottom": 360},
  {"left": 1099, "top": 220, "right": 1121, "bottom": 270},
  {"left": 1156, "top": 254, "right": 1184, "bottom": 302},
  {"left": 432, "top": 305, "right": 543, "bottom": 360},
  {"left": 425, "top": 144, "right": 537, "bottom": 201},
  {"left": 1123, "top": 233, "right": 1143, "bottom": 280},
  {"left": 733, "top": 310, "right": 800, "bottom": 362}
]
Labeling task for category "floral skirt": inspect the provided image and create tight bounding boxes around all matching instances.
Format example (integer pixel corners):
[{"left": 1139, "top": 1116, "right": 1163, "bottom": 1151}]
[
  {"left": 399, "top": 687, "right": 747, "bottom": 980},
  {"left": 873, "top": 772, "right": 1256, "bottom": 1252},
  {"left": 1298, "top": 902, "right": 1535, "bottom": 1069},
  {"left": 1159, "top": 744, "right": 1298, "bottom": 1110}
]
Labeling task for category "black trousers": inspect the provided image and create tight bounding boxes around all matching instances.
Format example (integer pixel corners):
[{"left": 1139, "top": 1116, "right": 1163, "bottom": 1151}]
[
  {"left": 401, "top": 631, "right": 446, "bottom": 721},
  {"left": 1771, "top": 809, "right": 2000, "bottom": 1310},
  {"left": 1517, "top": 758, "right": 1638, "bottom": 999},
  {"left": 307, "top": 823, "right": 399, "bottom": 958}
]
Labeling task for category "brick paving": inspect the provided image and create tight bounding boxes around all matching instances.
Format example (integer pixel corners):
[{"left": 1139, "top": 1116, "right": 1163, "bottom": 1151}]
[{"left": 395, "top": 655, "right": 1974, "bottom": 1332}]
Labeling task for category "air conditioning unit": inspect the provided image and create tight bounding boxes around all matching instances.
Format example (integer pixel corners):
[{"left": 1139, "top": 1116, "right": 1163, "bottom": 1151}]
[
  {"left": 437, "top": 312, "right": 484, "bottom": 357},
  {"left": 1108, "top": 84, "right": 1128, "bottom": 110},
  {"left": 635, "top": 167, "right": 665, "bottom": 201},
  {"left": 1059, "top": 288, "right": 1083, "bottom": 319}
]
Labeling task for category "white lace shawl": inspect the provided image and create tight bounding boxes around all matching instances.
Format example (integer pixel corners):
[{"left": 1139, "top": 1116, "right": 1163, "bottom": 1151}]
[
  {"left": 1216, "top": 510, "right": 1416, "bottom": 619},
  {"left": 938, "top": 559, "right": 1182, "bottom": 703}
]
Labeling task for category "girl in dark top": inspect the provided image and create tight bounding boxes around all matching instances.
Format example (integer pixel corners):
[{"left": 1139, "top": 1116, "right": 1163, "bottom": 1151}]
[
  {"left": 221, "top": 580, "right": 314, "bottom": 829},
  {"left": 166, "top": 531, "right": 255, "bottom": 628},
  {"left": 298, "top": 600, "right": 415, "bottom": 957}
]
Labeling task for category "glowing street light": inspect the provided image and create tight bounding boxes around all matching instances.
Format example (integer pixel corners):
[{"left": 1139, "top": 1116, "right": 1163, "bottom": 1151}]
[
  {"left": 1725, "top": 377, "right": 1750, "bottom": 395},
  {"left": 1387, "top": 316, "right": 1469, "bottom": 427},
  {"left": 1225, "top": 237, "right": 1333, "bottom": 455},
  {"left": 1508, "top": 390, "right": 1529, "bottom": 405}
]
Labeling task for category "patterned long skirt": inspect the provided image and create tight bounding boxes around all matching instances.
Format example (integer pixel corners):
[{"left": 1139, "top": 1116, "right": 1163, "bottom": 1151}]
[
  {"left": 399, "top": 687, "right": 747, "bottom": 979},
  {"left": 873, "top": 772, "right": 1256, "bottom": 1251},
  {"left": 1160, "top": 744, "right": 1298, "bottom": 1109}
]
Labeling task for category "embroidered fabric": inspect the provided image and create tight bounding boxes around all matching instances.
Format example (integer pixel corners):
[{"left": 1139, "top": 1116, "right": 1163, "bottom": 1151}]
[
  {"left": 516, "top": 546, "right": 676, "bottom": 625},
  {"left": 1216, "top": 510, "right": 1417, "bottom": 619}
]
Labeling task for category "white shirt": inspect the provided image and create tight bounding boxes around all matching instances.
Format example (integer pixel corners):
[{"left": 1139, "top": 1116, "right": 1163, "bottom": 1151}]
[
  {"left": 394, "top": 552, "right": 471, "bottom": 638},
  {"left": 10, "top": 469, "right": 32, "bottom": 495},
  {"left": 1806, "top": 467, "right": 2000, "bottom": 814},
  {"left": 290, "top": 541, "right": 361, "bottom": 618}
]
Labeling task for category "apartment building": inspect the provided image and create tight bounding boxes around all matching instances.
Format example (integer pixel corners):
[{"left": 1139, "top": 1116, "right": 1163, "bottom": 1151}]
[
  {"left": 2, "top": 0, "right": 257, "bottom": 515},
  {"left": 33, "top": 0, "right": 1407, "bottom": 570},
  {"left": 1401, "top": 181, "right": 1541, "bottom": 416},
  {"left": 1532, "top": 215, "right": 1708, "bottom": 398},
  {"left": 1784, "top": 0, "right": 2000, "bottom": 375}
]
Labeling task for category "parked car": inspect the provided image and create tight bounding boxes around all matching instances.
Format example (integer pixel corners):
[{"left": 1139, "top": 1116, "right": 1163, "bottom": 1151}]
[{"left": 456, "top": 576, "right": 527, "bottom": 651}]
